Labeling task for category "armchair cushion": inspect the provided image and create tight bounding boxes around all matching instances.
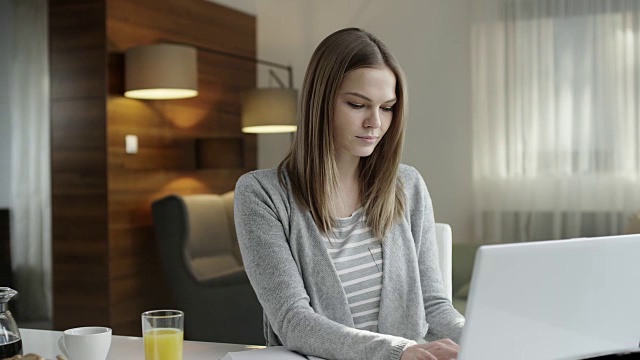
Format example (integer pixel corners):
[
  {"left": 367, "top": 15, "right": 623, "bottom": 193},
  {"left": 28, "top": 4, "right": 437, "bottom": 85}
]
[{"left": 173, "top": 194, "right": 244, "bottom": 283}]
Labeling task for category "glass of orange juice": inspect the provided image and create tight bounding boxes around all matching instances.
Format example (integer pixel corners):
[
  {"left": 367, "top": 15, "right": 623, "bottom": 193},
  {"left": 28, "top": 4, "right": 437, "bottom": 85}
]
[{"left": 142, "top": 310, "right": 184, "bottom": 360}]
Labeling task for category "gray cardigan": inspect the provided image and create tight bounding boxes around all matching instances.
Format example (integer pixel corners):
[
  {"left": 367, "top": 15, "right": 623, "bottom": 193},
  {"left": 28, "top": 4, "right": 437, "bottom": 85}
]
[{"left": 234, "top": 165, "right": 464, "bottom": 360}]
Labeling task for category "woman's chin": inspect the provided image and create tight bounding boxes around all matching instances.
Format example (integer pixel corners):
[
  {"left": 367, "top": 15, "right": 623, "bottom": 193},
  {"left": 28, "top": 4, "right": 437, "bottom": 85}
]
[{"left": 354, "top": 150, "right": 375, "bottom": 158}]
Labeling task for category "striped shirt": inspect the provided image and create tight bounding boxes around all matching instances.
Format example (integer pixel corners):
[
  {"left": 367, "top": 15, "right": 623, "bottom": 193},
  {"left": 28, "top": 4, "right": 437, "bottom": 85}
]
[{"left": 324, "top": 208, "right": 383, "bottom": 332}]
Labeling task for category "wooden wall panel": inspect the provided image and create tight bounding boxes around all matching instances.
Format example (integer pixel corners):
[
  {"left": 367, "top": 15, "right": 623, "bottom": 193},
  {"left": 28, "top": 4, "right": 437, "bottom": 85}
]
[
  {"left": 196, "top": 138, "right": 245, "bottom": 169},
  {"left": 107, "top": 0, "right": 255, "bottom": 57},
  {"left": 106, "top": 0, "right": 256, "bottom": 336},
  {"left": 50, "top": 0, "right": 109, "bottom": 330},
  {"left": 50, "top": 0, "right": 256, "bottom": 336},
  {"left": 50, "top": 48, "right": 106, "bottom": 99}
]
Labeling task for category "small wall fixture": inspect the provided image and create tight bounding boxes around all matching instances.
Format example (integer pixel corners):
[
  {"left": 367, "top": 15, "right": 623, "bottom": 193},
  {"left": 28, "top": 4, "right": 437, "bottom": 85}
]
[{"left": 125, "top": 43, "right": 198, "bottom": 100}]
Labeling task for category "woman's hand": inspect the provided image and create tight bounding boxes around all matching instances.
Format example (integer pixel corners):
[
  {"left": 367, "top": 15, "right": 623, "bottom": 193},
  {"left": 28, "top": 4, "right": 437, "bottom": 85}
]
[{"left": 400, "top": 339, "right": 460, "bottom": 360}]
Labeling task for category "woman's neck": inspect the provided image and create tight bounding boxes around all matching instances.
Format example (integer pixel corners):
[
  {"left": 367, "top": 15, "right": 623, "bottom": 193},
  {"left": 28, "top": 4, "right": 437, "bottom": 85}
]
[
  {"left": 332, "top": 155, "right": 361, "bottom": 218},
  {"left": 334, "top": 152, "right": 360, "bottom": 184}
]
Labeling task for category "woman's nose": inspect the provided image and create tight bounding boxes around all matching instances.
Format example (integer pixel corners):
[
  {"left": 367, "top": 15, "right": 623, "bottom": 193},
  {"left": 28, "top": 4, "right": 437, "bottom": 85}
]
[{"left": 364, "top": 109, "right": 381, "bottom": 128}]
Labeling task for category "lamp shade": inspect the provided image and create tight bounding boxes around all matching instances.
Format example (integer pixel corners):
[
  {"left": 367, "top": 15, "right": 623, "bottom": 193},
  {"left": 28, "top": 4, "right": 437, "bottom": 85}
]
[
  {"left": 125, "top": 43, "right": 198, "bottom": 100},
  {"left": 241, "top": 89, "right": 297, "bottom": 133}
]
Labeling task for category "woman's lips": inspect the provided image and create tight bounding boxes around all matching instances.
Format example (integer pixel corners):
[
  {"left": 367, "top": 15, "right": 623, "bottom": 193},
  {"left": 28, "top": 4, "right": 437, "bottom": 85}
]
[{"left": 356, "top": 136, "right": 378, "bottom": 144}]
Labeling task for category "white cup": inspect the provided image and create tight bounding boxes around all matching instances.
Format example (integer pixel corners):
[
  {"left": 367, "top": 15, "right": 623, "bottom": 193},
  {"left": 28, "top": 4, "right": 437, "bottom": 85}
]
[{"left": 57, "top": 326, "right": 112, "bottom": 360}]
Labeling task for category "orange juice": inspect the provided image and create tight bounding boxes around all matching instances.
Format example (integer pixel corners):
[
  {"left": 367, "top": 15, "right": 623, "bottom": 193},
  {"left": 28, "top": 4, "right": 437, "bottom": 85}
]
[{"left": 144, "top": 328, "right": 183, "bottom": 360}]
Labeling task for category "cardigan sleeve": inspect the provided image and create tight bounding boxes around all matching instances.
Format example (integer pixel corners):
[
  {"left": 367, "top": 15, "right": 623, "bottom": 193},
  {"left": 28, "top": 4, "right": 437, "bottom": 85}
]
[
  {"left": 404, "top": 166, "right": 465, "bottom": 343},
  {"left": 234, "top": 172, "right": 416, "bottom": 360}
]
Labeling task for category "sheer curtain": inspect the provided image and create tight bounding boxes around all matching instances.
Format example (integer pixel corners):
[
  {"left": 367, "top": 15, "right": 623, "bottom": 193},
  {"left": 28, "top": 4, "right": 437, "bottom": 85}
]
[
  {"left": 9, "top": 0, "right": 52, "bottom": 320},
  {"left": 472, "top": 0, "right": 640, "bottom": 243}
]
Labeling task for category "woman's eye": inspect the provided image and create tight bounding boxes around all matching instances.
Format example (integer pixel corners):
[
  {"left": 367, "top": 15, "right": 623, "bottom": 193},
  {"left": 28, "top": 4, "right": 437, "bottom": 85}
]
[
  {"left": 348, "top": 102, "right": 364, "bottom": 109},
  {"left": 381, "top": 106, "right": 393, "bottom": 112}
]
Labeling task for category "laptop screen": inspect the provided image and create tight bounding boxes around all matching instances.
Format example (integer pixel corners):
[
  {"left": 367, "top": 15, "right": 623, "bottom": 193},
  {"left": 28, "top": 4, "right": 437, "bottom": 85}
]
[{"left": 457, "top": 234, "right": 640, "bottom": 360}]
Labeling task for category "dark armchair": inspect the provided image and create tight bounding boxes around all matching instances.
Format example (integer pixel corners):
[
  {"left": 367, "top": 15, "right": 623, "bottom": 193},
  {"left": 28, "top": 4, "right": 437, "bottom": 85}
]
[{"left": 151, "top": 192, "right": 263, "bottom": 345}]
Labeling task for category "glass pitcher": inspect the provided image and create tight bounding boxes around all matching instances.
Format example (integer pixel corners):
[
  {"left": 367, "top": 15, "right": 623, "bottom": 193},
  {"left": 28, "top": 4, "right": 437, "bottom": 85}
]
[{"left": 0, "top": 288, "right": 22, "bottom": 358}]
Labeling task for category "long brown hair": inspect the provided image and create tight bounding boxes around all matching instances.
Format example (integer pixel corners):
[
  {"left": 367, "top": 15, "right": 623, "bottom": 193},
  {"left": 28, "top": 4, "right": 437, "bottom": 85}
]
[{"left": 279, "top": 28, "right": 407, "bottom": 240}]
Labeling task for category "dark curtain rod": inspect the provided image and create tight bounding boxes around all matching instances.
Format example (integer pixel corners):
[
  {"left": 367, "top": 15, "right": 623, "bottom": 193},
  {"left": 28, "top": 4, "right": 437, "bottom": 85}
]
[{"left": 161, "top": 40, "right": 294, "bottom": 88}]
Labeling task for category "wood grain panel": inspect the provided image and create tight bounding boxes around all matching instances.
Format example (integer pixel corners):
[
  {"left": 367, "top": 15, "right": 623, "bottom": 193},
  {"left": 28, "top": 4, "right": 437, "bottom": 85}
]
[
  {"left": 109, "top": 147, "right": 197, "bottom": 171},
  {"left": 108, "top": 169, "right": 248, "bottom": 192},
  {"left": 106, "top": 0, "right": 256, "bottom": 335},
  {"left": 50, "top": 48, "right": 106, "bottom": 99},
  {"left": 49, "top": 0, "right": 105, "bottom": 51},
  {"left": 51, "top": 174, "right": 108, "bottom": 196},
  {"left": 50, "top": 0, "right": 109, "bottom": 331},
  {"left": 107, "top": 0, "right": 255, "bottom": 56},
  {"left": 54, "top": 306, "right": 109, "bottom": 331},
  {"left": 109, "top": 227, "right": 155, "bottom": 260},
  {"left": 52, "top": 152, "right": 108, "bottom": 172},
  {"left": 146, "top": 103, "right": 245, "bottom": 135},
  {"left": 196, "top": 138, "right": 245, "bottom": 169}
]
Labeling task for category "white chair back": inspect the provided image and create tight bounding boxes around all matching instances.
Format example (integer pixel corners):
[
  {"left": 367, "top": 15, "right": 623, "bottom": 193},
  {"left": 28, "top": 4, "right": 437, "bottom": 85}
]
[{"left": 434, "top": 223, "right": 453, "bottom": 302}]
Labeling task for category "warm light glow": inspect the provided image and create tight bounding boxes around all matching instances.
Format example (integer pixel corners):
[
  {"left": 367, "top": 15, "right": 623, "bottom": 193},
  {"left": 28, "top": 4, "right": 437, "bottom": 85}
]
[
  {"left": 124, "top": 88, "right": 198, "bottom": 100},
  {"left": 242, "top": 125, "right": 297, "bottom": 133}
]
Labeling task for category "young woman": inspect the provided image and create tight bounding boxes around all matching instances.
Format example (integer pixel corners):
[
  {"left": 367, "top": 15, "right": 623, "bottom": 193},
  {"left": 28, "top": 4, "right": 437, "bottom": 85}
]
[{"left": 234, "top": 28, "right": 464, "bottom": 360}]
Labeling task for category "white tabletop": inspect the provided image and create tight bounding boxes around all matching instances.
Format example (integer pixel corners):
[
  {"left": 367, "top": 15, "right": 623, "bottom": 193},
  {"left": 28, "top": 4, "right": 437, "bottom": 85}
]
[{"left": 20, "top": 328, "right": 261, "bottom": 360}]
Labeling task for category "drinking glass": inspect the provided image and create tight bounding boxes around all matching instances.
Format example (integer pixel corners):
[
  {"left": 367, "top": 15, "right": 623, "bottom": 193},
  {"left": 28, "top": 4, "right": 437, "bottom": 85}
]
[{"left": 142, "top": 310, "right": 184, "bottom": 360}]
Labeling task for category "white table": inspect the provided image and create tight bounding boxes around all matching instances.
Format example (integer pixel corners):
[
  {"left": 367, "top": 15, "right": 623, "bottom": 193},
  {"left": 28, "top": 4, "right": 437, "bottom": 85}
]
[{"left": 20, "top": 328, "right": 261, "bottom": 360}]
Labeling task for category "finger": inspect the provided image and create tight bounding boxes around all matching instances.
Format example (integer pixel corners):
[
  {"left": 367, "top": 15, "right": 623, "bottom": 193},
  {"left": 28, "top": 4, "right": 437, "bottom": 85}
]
[
  {"left": 416, "top": 348, "right": 438, "bottom": 360},
  {"left": 438, "top": 338, "right": 460, "bottom": 351},
  {"left": 428, "top": 344, "right": 459, "bottom": 359},
  {"left": 429, "top": 342, "right": 457, "bottom": 352}
]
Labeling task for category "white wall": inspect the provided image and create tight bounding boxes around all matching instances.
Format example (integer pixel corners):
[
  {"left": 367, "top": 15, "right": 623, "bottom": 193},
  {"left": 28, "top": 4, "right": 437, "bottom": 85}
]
[
  {"left": 254, "top": 0, "right": 310, "bottom": 168},
  {"left": 207, "top": 0, "right": 256, "bottom": 16},
  {"left": 0, "top": 0, "right": 12, "bottom": 209},
  {"left": 211, "top": 0, "right": 475, "bottom": 243}
]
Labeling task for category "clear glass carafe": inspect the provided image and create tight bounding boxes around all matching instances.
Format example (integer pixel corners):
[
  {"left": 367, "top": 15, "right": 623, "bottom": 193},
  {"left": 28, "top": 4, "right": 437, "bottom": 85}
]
[{"left": 0, "top": 288, "right": 22, "bottom": 358}]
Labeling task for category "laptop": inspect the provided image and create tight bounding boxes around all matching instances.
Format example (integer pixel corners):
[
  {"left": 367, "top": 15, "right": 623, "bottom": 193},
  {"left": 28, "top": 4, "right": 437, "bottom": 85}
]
[{"left": 457, "top": 234, "right": 640, "bottom": 360}]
